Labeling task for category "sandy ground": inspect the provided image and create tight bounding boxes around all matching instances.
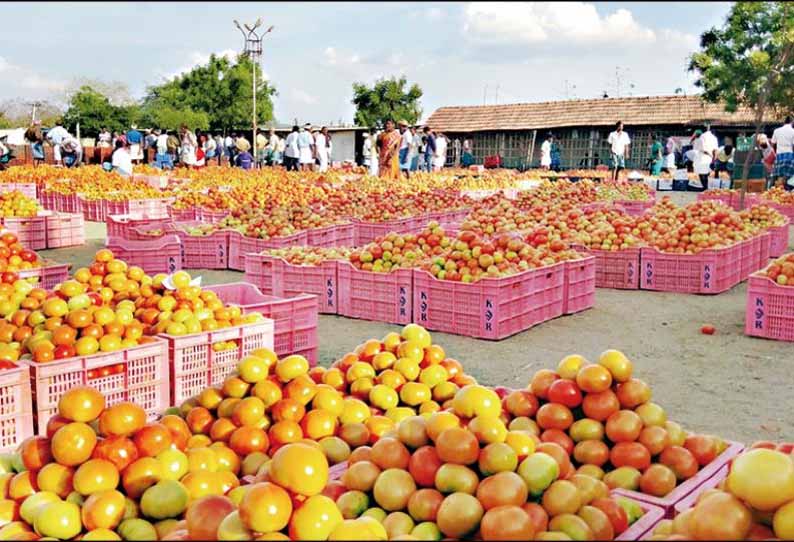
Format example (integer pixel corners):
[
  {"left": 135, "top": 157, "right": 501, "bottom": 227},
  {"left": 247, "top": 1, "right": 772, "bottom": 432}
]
[{"left": 40, "top": 192, "right": 793, "bottom": 445}]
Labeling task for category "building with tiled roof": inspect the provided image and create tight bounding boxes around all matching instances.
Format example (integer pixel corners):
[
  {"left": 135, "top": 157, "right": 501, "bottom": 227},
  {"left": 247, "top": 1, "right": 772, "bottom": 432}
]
[{"left": 425, "top": 95, "right": 774, "bottom": 170}]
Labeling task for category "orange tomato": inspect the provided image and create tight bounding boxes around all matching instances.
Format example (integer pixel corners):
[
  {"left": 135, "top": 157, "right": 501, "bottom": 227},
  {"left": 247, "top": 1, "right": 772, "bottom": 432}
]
[
  {"left": 239, "top": 482, "right": 293, "bottom": 533},
  {"left": 92, "top": 435, "right": 139, "bottom": 472},
  {"left": 51, "top": 422, "right": 97, "bottom": 466},
  {"left": 133, "top": 423, "right": 173, "bottom": 457},
  {"left": 58, "top": 386, "right": 105, "bottom": 423},
  {"left": 270, "top": 443, "right": 328, "bottom": 497},
  {"left": 73, "top": 459, "right": 120, "bottom": 495},
  {"left": 19, "top": 436, "right": 52, "bottom": 472},
  {"left": 98, "top": 402, "right": 146, "bottom": 437},
  {"left": 228, "top": 427, "right": 269, "bottom": 456}
]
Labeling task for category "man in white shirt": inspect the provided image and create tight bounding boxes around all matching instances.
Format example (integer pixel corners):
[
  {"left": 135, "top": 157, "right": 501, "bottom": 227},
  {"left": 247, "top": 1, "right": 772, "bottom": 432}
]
[
  {"left": 434, "top": 132, "right": 448, "bottom": 171},
  {"left": 315, "top": 127, "right": 330, "bottom": 172},
  {"left": 112, "top": 142, "right": 133, "bottom": 176},
  {"left": 266, "top": 129, "right": 280, "bottom": 166},
  {"left": 607, "top": 121, "right": 631, "bottom": 180},
  {"left": 298, "top": 124, "right": 315, "bottom": 171},
  {"left": 46, "top": 124, "right": 71, "bottom": 165},
  {"left": 398, "top": 120, "right": 412, "bottom": 178},
  {"left": 772, "top": 115, "right": 794, "bottom": 188},
  {"left": 540, "top": 133, "right": 553, "bottom": 170},
  {"left": 284, "top": 126, "right": 300, "bottom": 171}
]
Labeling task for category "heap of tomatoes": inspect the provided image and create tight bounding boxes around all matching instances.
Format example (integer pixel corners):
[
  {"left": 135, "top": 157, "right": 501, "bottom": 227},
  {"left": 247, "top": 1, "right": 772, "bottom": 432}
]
[{"left": 0, "top": 232, "right": 40, "bottom": 274}]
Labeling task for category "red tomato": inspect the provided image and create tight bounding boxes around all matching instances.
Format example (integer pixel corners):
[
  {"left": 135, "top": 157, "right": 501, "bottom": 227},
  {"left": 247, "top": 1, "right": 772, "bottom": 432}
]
[{"left": 546, "top": 379, "right": 582, "bottom": 408}]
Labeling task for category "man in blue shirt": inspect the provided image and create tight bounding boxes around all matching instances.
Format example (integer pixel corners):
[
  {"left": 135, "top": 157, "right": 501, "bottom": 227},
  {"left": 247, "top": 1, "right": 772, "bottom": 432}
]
[
  {"left": 422, "top": 126, "right": 436, "bottom": 172},
  {"left": 126, "top": 125, "right": 143, "bottom": 164}
]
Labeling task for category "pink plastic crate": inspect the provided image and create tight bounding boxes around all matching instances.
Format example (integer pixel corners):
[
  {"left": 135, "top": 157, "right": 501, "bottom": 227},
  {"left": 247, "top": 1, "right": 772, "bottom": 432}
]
[
  {"left": 25, "top": 339, "right": 170, "bottom": 435},
  {"left": 228, "top": 231, "right": 309, "bottom": 271},
  {"left": 45, "top": 212, "right": 85, "bottom": 249},
  {"left": 580, "top": 201, "right": 609, "bottom": 212},
  {"left": 615, "top": 199, "right": 654, "bottom": 216},
  {"left": 614, "top": 497, "right": 666, "bottom": 541},
  {"left": 106, "top": 234, "right": 182, "bottom": 274},
  {"left": 353, "top": 217, "right": 418, "bottom": 245},
  {"left": 128, "top": 198, "right": 172, "bottom": 218},
  {"left": 338, "top": 262, "right": 413, "bottom": 325},
  {"left": 170, "top": 206, "right": 198, "bottom": 221},
  {"left": 584, "top": 247, "right": 641, "bottom": 290},
  {"left": 306, "top": 223, "right": 355, "bottom": 248},
  {"left": 732, "top": 193, "right": 761, "bottom": 211},
  {"left": 1, "top": 215, "right": 48, "bottom": 250},
  {"left": 769, "top": 220, "right": 791, "bottom": 257},
  {"left": 199, "top": 208, "right": 230, "bottom": 224},
  {"left": 206, "top": 283, "right": 318, "bottom": 365},
  {"left": 162, "top": 320, "right": 274, "bottom": 406},
  {"left": 245, "top": 254, "right": 339, "bottom": 314},
  {"left": 40, "top": 191, "right": 58, "bottom": 211},
  {"left": 80, "top": 197, "right": 107, "bottom": 222},
  {"left": 106, "top": 214, "right": 174, "bottom": 240},
  {"left": 18, "top": 261, "right": 70, "bottom": 290},
  {"left": 132, "top": 174, "right": 169, "bottom": 190},
  {"left": 0, "top": 364, "right": 34, "bottom": 452},
  {"left": 640, "top": 243, "right": 743, "bottom": 294},
  {"left": 562, "top": 256, "right": 596, "bottom": 315},
  {"left": 745, "top": 272, "right": 794, "bottom": 341},
  {"left": 178, "top": 230, "right": 229, "bottom": 270},
  {"left": 768, "top": 201, "right": 794, "bottom": 220},
  {"left": 0, "top": 183, "right": 37, "bottom": 199},
  {"left": 673, "top": 464, "right": 729, "bottom": 516},
  {"left": 412, "top": 262, "right": 566, "bottom": 340},
  {"left": 612, "top": 441, "right": 744, "bottom": 518}
]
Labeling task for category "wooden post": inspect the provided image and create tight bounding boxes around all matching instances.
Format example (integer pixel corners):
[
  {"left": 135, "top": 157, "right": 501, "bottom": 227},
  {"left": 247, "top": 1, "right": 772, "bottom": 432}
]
[{"left": 527, "top": 130, "right": 537, "bottom": 168}]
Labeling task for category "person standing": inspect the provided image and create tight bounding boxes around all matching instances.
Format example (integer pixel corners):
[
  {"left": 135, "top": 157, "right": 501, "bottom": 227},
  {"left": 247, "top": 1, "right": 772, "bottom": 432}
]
[
  {"left": 275, "top": 135, "right": 285, "bottom": 167},
  {"left": 315, "top": 126, "right": 330, "bottom": 172},
  {"left": 422, "top": 127, "right": 436, "bottom": 172},
  {"left": 204, "top": 133, "right": 217, "bottom": 163},
  {"left": 362, "top": 133, "right": 372, "bottom": 170},
  {"left": 461, "top": 138, "right": 475, "bottom": 168},
  {"left": 434, "top": 132, "right": 448, "bottom": 171},
  {"left": 126, "top": 125, "right": 143, "bottom": 164},
  {"left": 664, "top": 136, "right": 677, "bottom": 172},
  {"left": 97, "top": 128, "right": 112, "bottom": 148},
  {"left": 179, "top": 125, "right": 197, "bottom": 168},
  {"left": 540, "top": 133, "right": 553, "bottom": 170},
  {"left": 111, "top": 139, "right": 133, "bottom": 176},
  {"left": 398, "top": 120, "right": 412, "bottom": 177},
  {"left": 298, "top": 124, "right": 315, "bottom": 172},
  {"left": 284, "top": 125, "right": 300, "bottom": 172},
  {"left": 693, "top": 125, "right": 718, "bottom": 188},
  {"left": 144, "top": 129, "right": 157, "bottom": 162},
  {"left": 24, "top": 120, "right": 45, "bottom": 165},
  {"left": 166, "top": 131, "right": 180, "bottom": 166},
  {"left": 265, "top": 129, "right": 280, "bottom": 166},
  {"left": 607, "top": 121, "right": 631, "bottom": 180},
  {"left": 255, "top": 130, "right": 267, "bottom": 169},
  {"left": 714, "top": 140, "right": 735, "bottom": 176},
  {"left": 155, "top": 129, "right": 172, "bottom": 169},
  {"left": 377, "top": 120, "right": 401, "bottom": 180},
  {"left": 772, "top": 115, "right": 794, "bottom": 189},
  {"left": 224, "top": 132, "right": 235, "bottom": 164},
  {"left": 409, "top": 126, "right": 421, "bottom": 172},
  {"left": 649, "top": 136, "right": 664, "bottom": 176}
]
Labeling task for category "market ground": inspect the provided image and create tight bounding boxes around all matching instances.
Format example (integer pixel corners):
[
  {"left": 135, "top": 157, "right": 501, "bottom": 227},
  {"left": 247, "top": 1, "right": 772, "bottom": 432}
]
[{"left": 41, "top": 192, "right": 793, "bottom": 445}]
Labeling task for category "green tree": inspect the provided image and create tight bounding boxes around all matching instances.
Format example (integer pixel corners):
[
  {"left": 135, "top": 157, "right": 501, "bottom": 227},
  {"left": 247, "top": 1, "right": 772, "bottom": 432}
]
[
  {"left": 142, "top": 53, "right": 276, "bottom": 133},
  {"left": 0, "top": 113, "right": 10, "bottom": 129},
  {"left": 352, "top": 76, "right": 423, "bottom": 129},
  {"left": 689, "top": 1, "right": 794, "bottom": 207},
  {"left": 62, "top": 86, "right": 137, "bottom": 137}
]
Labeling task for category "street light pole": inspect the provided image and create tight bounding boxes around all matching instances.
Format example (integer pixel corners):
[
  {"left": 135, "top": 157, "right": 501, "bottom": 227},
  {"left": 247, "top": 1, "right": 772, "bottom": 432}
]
[{"left": 234, "top": 19, "right": 273, "bottom": 168}]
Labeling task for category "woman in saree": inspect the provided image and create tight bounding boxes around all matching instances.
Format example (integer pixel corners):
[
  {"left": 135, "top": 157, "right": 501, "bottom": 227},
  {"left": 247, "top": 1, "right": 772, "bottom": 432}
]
[{"left": 377, "top": 119, "right": 401, "bottom": 179}]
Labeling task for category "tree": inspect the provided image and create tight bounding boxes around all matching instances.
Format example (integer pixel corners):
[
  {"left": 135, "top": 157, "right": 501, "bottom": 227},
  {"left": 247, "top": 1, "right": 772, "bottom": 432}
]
[
  {"left": 62, "top": 78, "right": 136, "bottom": 107},
  {"left": 62, "top": 86, "right": 137, "bottom": 137},
  {"left": 352, "top": 76, "right": 423, "bottom": 129},
  {"left": 142, "top": 53, "right": 276, "bottom": 133},
  {"left": 0, "top": 113, "right": 11, "bottom": 129},
  {"left": 0, "top": 99, "right": 62, "bottom": 127},
  {"left": 689, "top": 2, "right": 794, "bottom": 207}
]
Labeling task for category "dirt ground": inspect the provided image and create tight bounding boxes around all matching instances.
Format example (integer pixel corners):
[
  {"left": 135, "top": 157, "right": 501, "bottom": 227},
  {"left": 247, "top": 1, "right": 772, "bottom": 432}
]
[{"left": 41, "top": 192, "right": 793, "bottom": 445}]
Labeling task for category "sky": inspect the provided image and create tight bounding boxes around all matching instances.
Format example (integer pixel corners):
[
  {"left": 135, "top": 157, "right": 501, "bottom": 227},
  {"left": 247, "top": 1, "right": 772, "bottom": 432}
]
[{"left": 1, "top": 1, "right": 733, "bottom": 125}]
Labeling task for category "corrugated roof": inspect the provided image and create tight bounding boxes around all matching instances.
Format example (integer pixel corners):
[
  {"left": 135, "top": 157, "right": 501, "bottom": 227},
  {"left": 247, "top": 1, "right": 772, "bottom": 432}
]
[{"left": 426, "top": 95, "right": 765, "bottom": 133}]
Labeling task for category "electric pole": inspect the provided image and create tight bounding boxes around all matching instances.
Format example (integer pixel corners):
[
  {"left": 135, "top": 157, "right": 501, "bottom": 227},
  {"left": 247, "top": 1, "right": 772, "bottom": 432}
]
[{"left": 234, "top": 18, "right": 273, "bottom": 168}]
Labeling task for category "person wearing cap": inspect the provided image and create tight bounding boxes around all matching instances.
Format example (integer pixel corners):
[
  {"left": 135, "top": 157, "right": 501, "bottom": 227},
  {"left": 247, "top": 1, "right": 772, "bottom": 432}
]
[
  {"left": 298, "top": 123, "right": 315, "bottom": 171},
  {"left": 315, "top": 126, "right": 330, "bottom": 172}
]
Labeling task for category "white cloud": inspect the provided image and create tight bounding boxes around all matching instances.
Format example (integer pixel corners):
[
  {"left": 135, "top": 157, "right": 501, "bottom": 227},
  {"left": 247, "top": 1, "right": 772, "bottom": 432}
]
[
  {"left": 427, "top": 7, "right": 443, "bottom": 20},
  {"left": 463, "top": 2, "right": 656, "bottom": 46},
  {"left": 163, "top": 48, "right": 238, "bottom": 80},
  {"left": 0, "top": 56, "right": 66, "bottom": 95},
  {"left": 294, "top": 90, "right": 318, "bottom": 105}
]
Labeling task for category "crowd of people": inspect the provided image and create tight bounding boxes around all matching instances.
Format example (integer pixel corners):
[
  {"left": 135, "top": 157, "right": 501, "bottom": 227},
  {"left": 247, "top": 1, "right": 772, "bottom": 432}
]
[{"left": 9, "top": 115, "right": 793, "bottom": 191}]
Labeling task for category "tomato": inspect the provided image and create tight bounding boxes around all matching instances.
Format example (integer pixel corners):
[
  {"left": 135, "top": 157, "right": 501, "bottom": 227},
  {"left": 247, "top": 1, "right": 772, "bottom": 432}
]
[
  {"left": 591, "top": 497, "right": 629, "bottom": 535},
  {"left": 408, "top": 446, "right": 442, "bottom": 488},
  {"left": 547, "top": 379, "right": 583, "bottom": 408}
]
